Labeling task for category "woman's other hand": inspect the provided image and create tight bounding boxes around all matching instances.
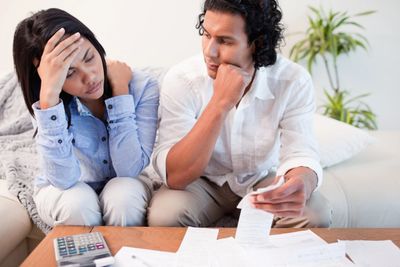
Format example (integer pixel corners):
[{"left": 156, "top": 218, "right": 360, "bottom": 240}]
[{"left": 106, "top": 59, "right": 132, "bottom": 96}]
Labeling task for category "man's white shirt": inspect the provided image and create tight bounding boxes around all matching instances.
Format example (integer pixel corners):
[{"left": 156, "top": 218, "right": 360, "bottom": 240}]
[{"left": 153, "top": 54, "right": 322, "bottom": 197}]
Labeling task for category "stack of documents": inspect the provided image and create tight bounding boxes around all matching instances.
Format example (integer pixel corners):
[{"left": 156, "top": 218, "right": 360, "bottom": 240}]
[
  {"left": 114, "top": 228, "right": 400, "bottom": 267},
  {"left": 114, "top": 178, "right": 400, "bottom": 266}
]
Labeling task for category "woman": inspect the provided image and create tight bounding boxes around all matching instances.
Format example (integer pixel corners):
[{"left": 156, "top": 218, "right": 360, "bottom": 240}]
[{"left": 13, "top": 8, "right": 159, "bottom": 227}]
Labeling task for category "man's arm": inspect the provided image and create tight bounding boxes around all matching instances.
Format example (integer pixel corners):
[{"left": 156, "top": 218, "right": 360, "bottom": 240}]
[
  {"left": 166, "top": 99, "right": 227, "bottom": 189},
  {"left": 166, "top": 64, "right": 252, "bottom": 189},
  {"left": 250, "top": 72, "right": 321, "bottom": 216}
]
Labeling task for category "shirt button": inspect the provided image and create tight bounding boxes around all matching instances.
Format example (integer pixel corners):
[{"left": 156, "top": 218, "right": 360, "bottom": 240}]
[
  {"left": 101, "top": 137, "right": 107, "bottom": 142},
  {"left": 107, "top": 104, "right": 113, "bottom": 109},
  {"left": 103, "top": 160, "right": 108, "bottom": 164},
  {"left": 109, "top": 120, "right": 114, "bottom": 124},
  {"left": 58, "top": 139, "right": 62, "bottom": 144},
  {"left": 51, "top": 115, "right": 57, "bottom": 121}
]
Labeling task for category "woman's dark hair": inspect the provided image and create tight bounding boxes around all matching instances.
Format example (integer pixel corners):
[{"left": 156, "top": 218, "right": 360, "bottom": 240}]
[
  {"left": 13, "top": 8, "right": 111, "bottom": 125},
  {"left": 196, "top": 0, "right": 284, "bottom": 69}
]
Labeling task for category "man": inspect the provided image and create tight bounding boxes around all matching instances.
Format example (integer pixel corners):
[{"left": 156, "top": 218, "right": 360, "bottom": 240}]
[{"left": 148, "top": 0, "right": 331, "bottom": 228}]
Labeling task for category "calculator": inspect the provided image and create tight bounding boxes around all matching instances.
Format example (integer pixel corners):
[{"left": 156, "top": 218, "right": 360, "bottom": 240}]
[{"left": 53, "top": 232, "right": 114, "bottom": 267}]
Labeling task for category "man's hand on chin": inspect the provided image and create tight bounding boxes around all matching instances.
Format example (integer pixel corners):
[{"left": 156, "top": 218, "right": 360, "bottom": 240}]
[{"left": 250, "top": 167, "right": 317, "bottom": 217}]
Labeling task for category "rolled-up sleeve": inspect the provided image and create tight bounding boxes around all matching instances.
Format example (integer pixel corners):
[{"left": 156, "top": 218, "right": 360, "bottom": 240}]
[
  {"left": 152, "top": 70, "right": 199, "bottom": 185},
  {"left": 276, "top": 74, "right": 323, "bottom": 190}
]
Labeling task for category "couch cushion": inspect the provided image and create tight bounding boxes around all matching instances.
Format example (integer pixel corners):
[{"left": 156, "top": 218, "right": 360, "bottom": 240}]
[
  {"left": 319, "top": 131, "right": 400, "bottom": 227},
  {"left": 0, "top": 180, "right": 32, "bottom": 263},
  {"left": 314, "top": 114, "right": 375, "bottom": 168}
]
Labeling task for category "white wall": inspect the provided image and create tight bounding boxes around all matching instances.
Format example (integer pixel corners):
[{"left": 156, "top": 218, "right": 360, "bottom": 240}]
[
  {"left": 280, "top": 0, "right": 400, "bottom": 130},
  {"left": 1, "top": 0, "right": 399, "bottom": 129}
]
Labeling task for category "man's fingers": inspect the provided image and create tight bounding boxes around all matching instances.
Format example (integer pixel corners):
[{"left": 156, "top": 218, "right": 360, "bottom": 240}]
[
  {"left": 257, "top": 177, "right": 303, "bottom": 201},
  {"left": 253, "top": 190, "right": 305, "bottom": 204},
  {"left": 252, "top": 202, "right": 305, "bottom": 216},
  {"left": 42, "top": 28, "right": 65, "bottom": 55},
  {"left": 272, "top": 211, "right": 304, "bottom": 218}
]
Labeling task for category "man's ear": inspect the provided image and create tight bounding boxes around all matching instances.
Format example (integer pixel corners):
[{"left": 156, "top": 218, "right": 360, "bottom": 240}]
[
  {"left": 33, "top": 58, "right": 39, "bottom": 68},
  {"left": 250, "top": 39, "right": 257, "bottom": 54}
]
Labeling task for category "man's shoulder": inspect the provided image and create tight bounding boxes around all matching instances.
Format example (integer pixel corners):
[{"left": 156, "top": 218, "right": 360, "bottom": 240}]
[
  {"left": 164, "top": 54, "right": 208, "bottom": 84},
  {"left": 161, "top": 54, "right": 210, "bottom": 97},
  {"left": 128, "top": 68, "right": 159, "bottom": 96},
  {"left": 264, "top": 54, "right": 311, "bottom": 83}
]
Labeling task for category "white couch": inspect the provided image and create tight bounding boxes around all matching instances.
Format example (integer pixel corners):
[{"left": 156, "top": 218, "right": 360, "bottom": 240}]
[
  {"left": 1, "top": 70, "right": 400, "bottom": 266},
  {"left": 319, "top": 130, "right": 400, "bottom": 227},
  {"left": 0, "top": 180, "right": 44, "bottom": 267}
]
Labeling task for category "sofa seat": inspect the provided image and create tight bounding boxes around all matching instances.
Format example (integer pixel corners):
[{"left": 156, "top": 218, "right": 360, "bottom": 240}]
[
  {"left": 0, "top": 180, "right": 44, "bottom": 267},
  {"left": 319, "top": 131, "right": 400, "bottom": 227}
]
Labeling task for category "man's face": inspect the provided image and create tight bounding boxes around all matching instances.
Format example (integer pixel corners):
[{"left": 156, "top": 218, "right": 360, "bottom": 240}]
[{"left": 202, "top": 10, "right": 254, "bottom": 79}]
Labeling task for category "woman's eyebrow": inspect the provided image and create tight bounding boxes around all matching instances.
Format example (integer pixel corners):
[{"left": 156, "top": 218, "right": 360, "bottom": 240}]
[{"left": 82, "top": 48, "right": 90, "bottom": 61}]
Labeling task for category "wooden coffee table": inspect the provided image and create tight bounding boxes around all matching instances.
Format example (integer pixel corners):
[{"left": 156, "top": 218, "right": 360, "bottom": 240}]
[{"left": 22, "top": 226, "right": 400, "bottom": 266}]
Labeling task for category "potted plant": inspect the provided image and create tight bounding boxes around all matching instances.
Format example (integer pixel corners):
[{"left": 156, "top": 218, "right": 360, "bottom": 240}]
[{"left": 290, "top": 6, "right": 377, "bottom": 130}]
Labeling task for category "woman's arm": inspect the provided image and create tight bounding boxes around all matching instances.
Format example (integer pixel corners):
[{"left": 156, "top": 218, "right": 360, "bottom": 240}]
[
  {"left": 106, "top": 65, "right": 159, "bottom": 178},
  {"left": 33, "top": 101, "right": 81, "bottom": 189},
  {"left": 34, "top": 28, "right": 83, "bottom": 189}
]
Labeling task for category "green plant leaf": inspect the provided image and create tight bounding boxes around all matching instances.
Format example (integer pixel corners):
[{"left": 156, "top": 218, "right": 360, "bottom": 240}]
[{"left": 354, "top": 10, "right": 377, "bottom": 17}]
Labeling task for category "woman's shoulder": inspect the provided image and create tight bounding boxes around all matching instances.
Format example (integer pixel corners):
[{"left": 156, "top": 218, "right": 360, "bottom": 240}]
[{"left": 128, "top": 68, "right": 160, "bottom": 101}]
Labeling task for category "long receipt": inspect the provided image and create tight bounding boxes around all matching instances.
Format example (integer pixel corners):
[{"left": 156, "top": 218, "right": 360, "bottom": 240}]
[{"left": 235, "top": 176, "right": 285, "bottom": 247}]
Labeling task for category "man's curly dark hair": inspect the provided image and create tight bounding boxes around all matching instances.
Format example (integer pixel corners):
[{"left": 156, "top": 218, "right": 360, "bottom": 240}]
[{"left": 196, "top": 0, "right": 284, "bottom": 69}]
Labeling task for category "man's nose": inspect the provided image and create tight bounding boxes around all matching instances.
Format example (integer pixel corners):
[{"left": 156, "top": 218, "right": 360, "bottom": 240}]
[{"left": 204, "top": 38, "right": 218, "bottom": 58}]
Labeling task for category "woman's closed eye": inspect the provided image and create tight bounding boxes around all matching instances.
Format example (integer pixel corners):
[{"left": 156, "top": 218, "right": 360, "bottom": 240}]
[
  {"left": 66, "top": 69, "right": 75, "bottom": 78},
  {"left": 85, "top": 55, "right": 94, "bottom": 63},
  {"left": 66, "top": 55, "right": 94, "bottom": 78}
]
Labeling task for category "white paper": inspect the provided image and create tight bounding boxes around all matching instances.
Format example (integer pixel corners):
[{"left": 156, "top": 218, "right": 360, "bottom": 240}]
[
  {"left": 235, "top": 176, "right": 283, "bottom": 248},
  {"left": 208, "top": 237, "right": 248, "bottom": 267},
  {"left": 237, "top": 176, "right": 285, "bottom": 209},
  {"left": 235, "top": 207, "right": 273, "bottom": 248},
  {"left": 113, "top": 246, "right": 176, "bottom": 267},
  {"left": 340, "top": 240, "right": 400, "bottom": 267},
  {"left": 269, "top": 230, "right": 327, "bottom": 248},
  {"left": 246, "top": 242, "right": 348, "bottom": 266},
  {"left": 178, "top": 227, "right": 219, "bottom": 251},
  {"left": 176, "top": 227, "right": 219, "bottom": 267}
]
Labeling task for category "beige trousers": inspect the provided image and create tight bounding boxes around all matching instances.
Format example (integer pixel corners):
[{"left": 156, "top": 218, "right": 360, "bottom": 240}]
[
  {"left": 147, "top": 177, "right": 332, "bottom": 228},
  {"left": 34, "top": 176, "right": 152, "bottom": 227}
]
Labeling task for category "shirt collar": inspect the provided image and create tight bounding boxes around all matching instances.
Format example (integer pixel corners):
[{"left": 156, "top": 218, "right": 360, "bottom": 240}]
[
  {"left": 74, "top": 97, "right": 92, "bottom": 116},
  {"left": 238, "top": 66, "right": 275, "bottom": 110},
  {"left": 251, "top": 66, "right": 275, "bottom": 101}
]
